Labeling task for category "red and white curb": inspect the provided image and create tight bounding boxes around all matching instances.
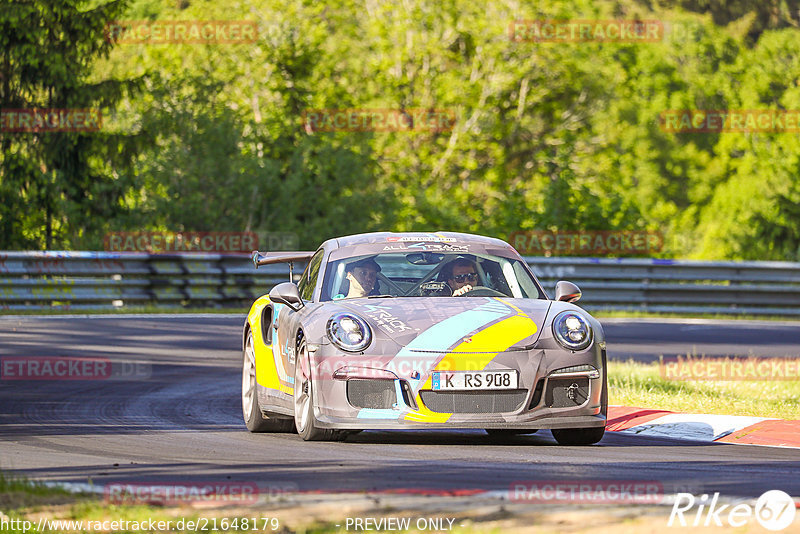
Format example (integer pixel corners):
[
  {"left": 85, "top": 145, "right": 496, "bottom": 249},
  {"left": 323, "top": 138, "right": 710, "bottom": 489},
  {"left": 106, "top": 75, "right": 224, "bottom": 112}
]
[{"left": 607, "top": 406, "right": 800, "bottom": 448}]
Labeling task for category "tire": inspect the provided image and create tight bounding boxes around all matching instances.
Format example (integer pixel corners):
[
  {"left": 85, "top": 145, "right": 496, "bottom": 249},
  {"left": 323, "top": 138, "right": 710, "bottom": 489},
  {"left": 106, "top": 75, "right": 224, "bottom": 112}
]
[
  {"left": 242, "top": 331, "right": 294, "bottom": 433},
  {"left": 551, "top": 426, "right": 605, "bottom": 445},
  {"left": 485, "top": 429, "right": 538, "bottom": 437},
  {"left": 294, "top": 338, "right": 346, "bottom": 441}
]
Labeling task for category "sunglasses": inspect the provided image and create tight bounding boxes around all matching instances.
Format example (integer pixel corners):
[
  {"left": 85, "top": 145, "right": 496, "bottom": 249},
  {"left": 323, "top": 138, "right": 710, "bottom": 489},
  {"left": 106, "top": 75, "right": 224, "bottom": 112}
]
[{"left": 452, "top": 272, "right": 477, "bottom": 283}]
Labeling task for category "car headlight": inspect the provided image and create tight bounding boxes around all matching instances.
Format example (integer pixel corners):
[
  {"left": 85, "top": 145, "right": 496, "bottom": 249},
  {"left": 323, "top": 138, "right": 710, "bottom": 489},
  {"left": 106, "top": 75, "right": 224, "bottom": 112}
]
[
  {"left": 326, "top": 313, "right": 372, "bottom": 352},
  {"left": 552, "top": 311, "right": 593, "bottom": 351}
]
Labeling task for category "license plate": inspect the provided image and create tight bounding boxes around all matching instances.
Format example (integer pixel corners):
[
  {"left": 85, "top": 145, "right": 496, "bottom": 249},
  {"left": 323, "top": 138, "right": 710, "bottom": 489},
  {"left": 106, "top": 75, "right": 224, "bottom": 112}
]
[{"left": 431, "top": 370, "right": 518, "bottom": 391}]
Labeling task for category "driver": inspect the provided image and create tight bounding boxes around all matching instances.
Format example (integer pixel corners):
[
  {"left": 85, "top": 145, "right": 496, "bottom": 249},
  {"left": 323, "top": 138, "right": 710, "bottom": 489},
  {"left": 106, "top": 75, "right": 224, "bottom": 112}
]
[
  {"left": 345, "top": 257, "right": 380, "bottom": 298},
  {"left": 442, "top": 258, "right": 479, "bottom": 296}
]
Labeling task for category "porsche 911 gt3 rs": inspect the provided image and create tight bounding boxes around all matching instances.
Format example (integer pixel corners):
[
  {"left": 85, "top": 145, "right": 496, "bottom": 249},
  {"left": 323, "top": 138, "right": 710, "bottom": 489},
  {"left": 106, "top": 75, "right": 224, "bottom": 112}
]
[{"left": 242, "top": 232, "right": 607, "bottom": 444}]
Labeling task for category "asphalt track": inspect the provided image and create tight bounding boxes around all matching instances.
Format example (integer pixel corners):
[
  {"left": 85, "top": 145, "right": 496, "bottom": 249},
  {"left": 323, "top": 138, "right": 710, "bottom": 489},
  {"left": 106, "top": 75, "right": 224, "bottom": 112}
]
[{"left": 0, "top": 315, "right": 798, "bottom": 501}]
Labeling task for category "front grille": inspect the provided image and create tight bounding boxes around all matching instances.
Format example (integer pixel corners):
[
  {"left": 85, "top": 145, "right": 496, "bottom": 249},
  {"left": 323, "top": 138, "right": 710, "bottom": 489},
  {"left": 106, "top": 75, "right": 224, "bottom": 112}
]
[
  {"left": 346, "top": 379, "right": 396, "bottom": 409},
  {"left": 544, "top": 377, "right": 589, "bottom": 408},
  {"left": 529, "top": 378, "right": 545, "bottom": 409},
  {"left": 419, "top": 389, "right": 527, "bottom": 414}
]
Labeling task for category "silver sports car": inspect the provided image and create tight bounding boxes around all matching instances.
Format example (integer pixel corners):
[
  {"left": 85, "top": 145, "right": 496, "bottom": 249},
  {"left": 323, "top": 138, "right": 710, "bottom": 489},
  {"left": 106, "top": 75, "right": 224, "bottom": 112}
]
[{"left": 242, "top": 232, "right": 607, "bottom": 444}]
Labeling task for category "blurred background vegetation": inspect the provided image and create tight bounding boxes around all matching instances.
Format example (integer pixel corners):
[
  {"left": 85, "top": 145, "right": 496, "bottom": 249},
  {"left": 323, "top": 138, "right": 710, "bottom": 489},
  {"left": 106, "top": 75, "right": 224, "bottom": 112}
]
[{"left": 1, "top": 0, "right": 799, "bottom": 259}]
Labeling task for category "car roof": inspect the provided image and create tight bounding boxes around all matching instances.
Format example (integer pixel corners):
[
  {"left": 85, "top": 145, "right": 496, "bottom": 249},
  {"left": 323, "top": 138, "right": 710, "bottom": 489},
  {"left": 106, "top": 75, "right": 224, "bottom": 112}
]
[{"left": 321, "top": 231, "right": 512, "bottom": 250}]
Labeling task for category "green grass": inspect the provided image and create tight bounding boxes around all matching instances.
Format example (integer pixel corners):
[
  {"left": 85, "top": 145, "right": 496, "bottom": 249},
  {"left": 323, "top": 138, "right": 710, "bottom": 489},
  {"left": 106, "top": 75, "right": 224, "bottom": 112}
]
[
  {"left": 0, "top": 474, "right": 270, "bottom": 533},
  {"left": 0, "top": 473, "right": 76, "bottom": 509},
  {"left": 609, "top": 359, "right": 800, "bottom": 419},
  {"left": 0, "top": 474, "right": 78, "bottom": 534},
  {"left": 1, "top": 474, "right": 499, "bottom": 534}
]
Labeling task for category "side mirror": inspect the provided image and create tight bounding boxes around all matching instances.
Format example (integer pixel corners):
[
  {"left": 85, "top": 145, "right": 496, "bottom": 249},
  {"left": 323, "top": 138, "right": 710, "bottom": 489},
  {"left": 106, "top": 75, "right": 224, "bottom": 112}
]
[
  {"left": 269, "top": 282, "right": 304, "bottom": 311},
  {"left": 554, "top": 281, "right": 581, "bottom": 303}
]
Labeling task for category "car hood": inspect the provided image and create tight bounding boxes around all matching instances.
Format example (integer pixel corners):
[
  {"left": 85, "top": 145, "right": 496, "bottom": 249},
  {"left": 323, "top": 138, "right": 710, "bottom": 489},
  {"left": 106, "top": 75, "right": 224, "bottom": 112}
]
[{"left": 330, "top": 296, "right": 551, "bottom": 353}]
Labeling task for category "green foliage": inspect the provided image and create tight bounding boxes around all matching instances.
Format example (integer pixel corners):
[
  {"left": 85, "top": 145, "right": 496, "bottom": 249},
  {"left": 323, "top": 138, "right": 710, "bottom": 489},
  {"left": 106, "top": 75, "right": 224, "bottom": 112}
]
[
  {"left": 646, "top": 0, "right": 800, "bottom": 42},
  {"left": 609, "top": 358, "right": 800, "bottom": 419},
  {"left": 0, "top": 0, "right": 145, "bottom": 249},
  {"left": 2, "top": 0, "right": 799, "bottom": 259}
]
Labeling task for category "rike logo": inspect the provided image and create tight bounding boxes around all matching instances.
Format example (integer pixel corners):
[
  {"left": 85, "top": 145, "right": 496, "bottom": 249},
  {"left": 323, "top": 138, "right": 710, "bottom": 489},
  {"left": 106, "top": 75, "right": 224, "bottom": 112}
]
[{"left": 668, "top": 490, "right": 796, "bottom": 531}]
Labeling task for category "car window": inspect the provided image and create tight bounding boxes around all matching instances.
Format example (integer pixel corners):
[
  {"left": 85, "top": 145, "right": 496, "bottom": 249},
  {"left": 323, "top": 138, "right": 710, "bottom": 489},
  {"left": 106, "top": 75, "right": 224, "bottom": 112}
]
[
  {"left": 298, "top": 249, "right": 324, "bottom": 301},
  {"left": 320, "top": 252, "right": 544, "bottom": 300}
]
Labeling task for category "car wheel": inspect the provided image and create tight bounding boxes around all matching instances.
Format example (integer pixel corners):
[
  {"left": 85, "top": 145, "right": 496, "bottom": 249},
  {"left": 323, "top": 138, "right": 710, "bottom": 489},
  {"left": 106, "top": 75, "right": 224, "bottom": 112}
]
[
  {"left": 551, "top": 426, "right": 605, "bottom": 445},
  {"left": 242, "top": 331, "right": 294, "bottom": 433},
  {"left": 485, "top": 429, "right": 538, "bottom": 437},
  {"left": 294, "top": 338, "right": 346, "bottom": 441}
]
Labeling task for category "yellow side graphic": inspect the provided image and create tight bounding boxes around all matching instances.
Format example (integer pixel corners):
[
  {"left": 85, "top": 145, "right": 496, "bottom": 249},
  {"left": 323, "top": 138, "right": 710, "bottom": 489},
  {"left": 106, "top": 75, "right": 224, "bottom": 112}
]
[
  {"left": 405, "top": 364, "right": 451, "bottom": 423},
  {"left": 404, "top": 395, "right": 452, "bottom": 423},
  {"left": 436, "top": 314, "right": 536, "bottom": 372},
  {"left": 248, "top": 297, "right": 293, "bottom": 395},
  {"left": 405, "top": 304, "right": 538, "bottom": 423}
]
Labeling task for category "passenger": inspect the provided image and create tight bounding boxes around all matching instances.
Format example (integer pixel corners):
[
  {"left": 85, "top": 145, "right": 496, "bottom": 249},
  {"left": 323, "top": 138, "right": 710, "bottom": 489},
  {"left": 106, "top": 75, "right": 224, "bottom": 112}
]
[{"left": 345, "top": 257, "right": 380, "bottom": 298}]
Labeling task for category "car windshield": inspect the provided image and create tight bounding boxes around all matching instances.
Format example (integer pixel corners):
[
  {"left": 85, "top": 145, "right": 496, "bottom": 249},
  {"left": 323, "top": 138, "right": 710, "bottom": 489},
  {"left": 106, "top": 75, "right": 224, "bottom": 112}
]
[{"left": 319, "top": 251, "right": 544, "bottom": 301}]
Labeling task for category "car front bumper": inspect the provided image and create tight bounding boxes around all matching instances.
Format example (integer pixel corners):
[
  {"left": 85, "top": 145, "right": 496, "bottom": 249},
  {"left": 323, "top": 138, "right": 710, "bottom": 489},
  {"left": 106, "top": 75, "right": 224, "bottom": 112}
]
[{"left": 308, "top": 342, "right": 608, "bottom": 431}]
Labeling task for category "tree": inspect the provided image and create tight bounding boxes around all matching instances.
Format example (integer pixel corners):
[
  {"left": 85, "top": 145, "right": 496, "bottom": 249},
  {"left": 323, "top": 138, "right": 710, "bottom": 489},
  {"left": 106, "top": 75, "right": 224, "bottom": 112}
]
[{"left": 0, "top": 0, "right": 144, "bottom": 249}]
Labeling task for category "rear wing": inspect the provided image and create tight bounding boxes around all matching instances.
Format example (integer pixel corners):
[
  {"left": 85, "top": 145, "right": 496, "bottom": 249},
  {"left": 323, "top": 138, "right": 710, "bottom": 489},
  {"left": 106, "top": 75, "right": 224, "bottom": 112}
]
[{"left": 251, "top": 250, "right": 315, "bottom": 280}]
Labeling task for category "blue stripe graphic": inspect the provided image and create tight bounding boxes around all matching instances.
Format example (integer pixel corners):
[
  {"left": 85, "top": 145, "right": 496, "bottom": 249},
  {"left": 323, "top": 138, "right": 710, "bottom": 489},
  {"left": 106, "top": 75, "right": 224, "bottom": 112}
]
[{"left": 395, "top": 299, "right": 512, "bottom": 391}]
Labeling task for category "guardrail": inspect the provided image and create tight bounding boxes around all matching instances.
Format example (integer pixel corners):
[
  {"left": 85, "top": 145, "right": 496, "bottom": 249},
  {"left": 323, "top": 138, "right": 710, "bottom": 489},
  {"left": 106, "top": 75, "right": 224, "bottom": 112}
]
[
  {"left": 0, "top": 251, "right": 291, "bottom": 311},
  {"left": 529, "top": 257, "right": 800, "bottom": 316},
  {"left": 1, "top": 252, "right": 799, "bottom": 315}
]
